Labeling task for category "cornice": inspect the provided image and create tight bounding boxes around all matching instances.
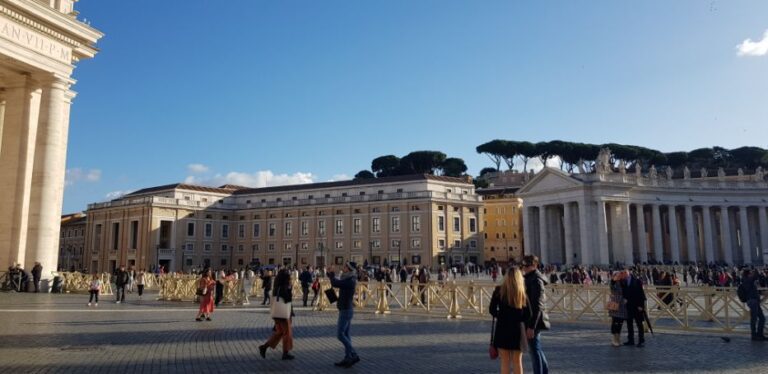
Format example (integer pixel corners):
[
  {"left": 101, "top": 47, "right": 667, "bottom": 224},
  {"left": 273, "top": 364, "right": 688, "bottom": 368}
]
[{"left": 1, "top": 0, "right": 102, "bottom": 60}]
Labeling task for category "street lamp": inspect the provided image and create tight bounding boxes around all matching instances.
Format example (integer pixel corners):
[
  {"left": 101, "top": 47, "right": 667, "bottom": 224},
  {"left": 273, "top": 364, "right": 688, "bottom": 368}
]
[
  {"left": 295, "top": 244, "right": 299, "bottom": 269},
  {"left": 397, "top": 240, "right": 401, "bottom": 268},
  {"left": 319, "top": 242, "right": 325, "bottom": 269},
  {"left": 369, "top": 241, "right": 374, "bottom": 267}
]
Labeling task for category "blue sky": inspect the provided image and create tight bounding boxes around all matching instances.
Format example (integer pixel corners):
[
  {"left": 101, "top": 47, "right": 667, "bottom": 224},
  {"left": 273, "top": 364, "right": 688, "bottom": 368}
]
[{"left": 63, "top": 0, "right": 768, "bottom": 213}]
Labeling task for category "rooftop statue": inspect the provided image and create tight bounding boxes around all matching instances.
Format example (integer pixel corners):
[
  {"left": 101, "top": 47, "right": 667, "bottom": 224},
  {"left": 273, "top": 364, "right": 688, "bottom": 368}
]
[
  {"left": 665, "top": 166, "right": 673, "bottom": 180},
  {"left": 717, "top": 167, "right": 726, "bottom": 180},
  {"left": 700, "top": 168, "right": 708, "bottom": 178},
  {"left": 683, "top": 166, "right": 691, "bottom": 180},
  {"left": 596, "top": 148, "right": 612, "bottom": 174},
  {"left": 649, "top": 165, "right": 658, "bottom": 180}
]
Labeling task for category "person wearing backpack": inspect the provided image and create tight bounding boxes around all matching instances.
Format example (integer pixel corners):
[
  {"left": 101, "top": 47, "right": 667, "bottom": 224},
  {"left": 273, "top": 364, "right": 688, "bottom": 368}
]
[{"left": 740, "top": 269, "right": 765, "bottom": 341}]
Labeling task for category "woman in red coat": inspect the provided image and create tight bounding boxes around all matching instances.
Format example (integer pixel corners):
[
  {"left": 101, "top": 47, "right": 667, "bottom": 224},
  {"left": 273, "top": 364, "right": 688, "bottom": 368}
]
[{"left": 196, "top": 268, "right": 216, "bottom": 321}]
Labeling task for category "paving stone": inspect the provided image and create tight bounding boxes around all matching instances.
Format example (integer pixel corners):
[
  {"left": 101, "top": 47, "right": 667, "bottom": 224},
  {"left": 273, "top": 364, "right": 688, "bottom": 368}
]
[{"left": 0, "top": 292, "right": 766, "bottom": 373}]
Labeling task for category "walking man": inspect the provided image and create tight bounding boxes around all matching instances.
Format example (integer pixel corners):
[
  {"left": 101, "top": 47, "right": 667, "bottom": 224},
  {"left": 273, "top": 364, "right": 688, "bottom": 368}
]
[
  {"left": 115, "top": 265, "right": 129, "bottom": 304},
  {"left": 31, "top": 262, "right": 43, "bottom": 293},
  {"left": 328, "top": 262, "right": 360, "bottom": 368},
  {"left": 622, "top": 268, "right": 647, "bottom": 347},
  {"left": 742, "top": 269, "right": 766, "bottom": 340},
  {"left": 522, "top": 255, "right": 550, "bottom": 374},
  {"left": 300, "top": 266, "right": 313, "bottom": 307}
]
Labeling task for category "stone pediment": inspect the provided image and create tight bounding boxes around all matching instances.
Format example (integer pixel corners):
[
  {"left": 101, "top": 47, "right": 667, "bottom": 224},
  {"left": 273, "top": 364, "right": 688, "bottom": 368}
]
[{"left": 517, "top": 168, "right": 584, "bottom": 195}]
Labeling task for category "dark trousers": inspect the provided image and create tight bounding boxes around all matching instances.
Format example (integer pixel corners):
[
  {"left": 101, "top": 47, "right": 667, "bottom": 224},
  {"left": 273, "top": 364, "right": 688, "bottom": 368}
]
[
  {"left": 89, "top": 290, "right": 99, "bottom": 303},
  {"left": 748, "top": 299, "right": 766, "bottom": 337},
  {"left": 625, "top": 307, "right": 644, "bottom": 343},
  {"left": 302, "top": 286, "right": 310, "bottom": 306},
  {"left": 137, "top": 285, "right": 144, "bottom": 296},
  {"left": 33, "top": 277, "right": 40, "bottom": 292},
  {"left": 115, "top": 286, "right": 125, "bottom": 302},
  {"left": 262, "top": 288, "right": 271, "bottom": 305},
  {"left": 311, "top": 288, "right": 319, "bottom": 305},
  {"left": 610, "top": 317, "right": 625, "bottom": 334},
  {"left": 215, "top": 281, "right": 224, "bottom": 306}
]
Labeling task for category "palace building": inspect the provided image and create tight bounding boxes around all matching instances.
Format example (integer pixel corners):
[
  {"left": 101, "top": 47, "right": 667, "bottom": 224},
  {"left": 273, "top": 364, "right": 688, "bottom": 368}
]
[
  {"left": 0, "top": 0, "right": 101, "bottom": 285},
  {"left": 84, "top": 174, "right": 484, "bottom": 273},
  {"left": 518, "top": 160, "right": 768, "bottom": 266}
]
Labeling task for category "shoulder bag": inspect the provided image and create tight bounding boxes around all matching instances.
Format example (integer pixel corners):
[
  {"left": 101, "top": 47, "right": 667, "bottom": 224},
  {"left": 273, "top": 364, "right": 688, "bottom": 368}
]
[{"left": 270, "top": 288, "right": 292, "bottom": 319}]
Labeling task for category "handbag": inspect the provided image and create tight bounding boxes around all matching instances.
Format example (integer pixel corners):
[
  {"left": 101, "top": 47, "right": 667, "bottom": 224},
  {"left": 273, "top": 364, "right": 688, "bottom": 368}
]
[
  {"left": 270, "top": 289, "right": 292, "bottom": 319},
  {"left": 325, "top": 288, "right": 338, "bottom": 304},
  {"left": 489, "top": 316, "right": 498, "bottom": 360},
  {"left": 606, "top": 300, "right": 619, "bottom": 312}
]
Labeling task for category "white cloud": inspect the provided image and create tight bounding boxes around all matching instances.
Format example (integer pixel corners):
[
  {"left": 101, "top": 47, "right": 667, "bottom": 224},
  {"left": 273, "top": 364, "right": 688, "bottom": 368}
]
[
  {"left": 736, "top": 30, "right": 768, "bottom": 57},
  {"left": 187, "top": 163, "right": 210, "bottom": 174},
  {"left": 65, "top": 168, "right": 101, "bottom": 187},
  {"left": 185, "top": 170, "right": 315, "bottom": 188},
  {"left": 105, "top": 190, "right": 131, "bottom": 200},
  {"left": 328, "top": 174, "right": 352, "bottom": 182}
]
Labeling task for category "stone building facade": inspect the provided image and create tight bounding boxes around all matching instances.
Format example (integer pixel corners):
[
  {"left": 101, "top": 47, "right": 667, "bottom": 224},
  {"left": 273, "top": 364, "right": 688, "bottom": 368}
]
[
  {"left": 58, "top": 212, "right": 85, "bottom": 271},
  {"left": 84, "top": 175, "right": 483, "bottom": 273},
  {"left": 0, "top": 0, "right": 101, "bottom": 285},
  {"left": 477, "top": 186, "right": 524, "bottom": 266},
  {"left": 518, "top": 165, "right": 768, "bottom": 266}
]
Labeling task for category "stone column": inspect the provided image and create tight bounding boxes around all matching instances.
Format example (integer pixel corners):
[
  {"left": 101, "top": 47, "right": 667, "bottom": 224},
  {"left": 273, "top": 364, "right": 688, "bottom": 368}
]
[
  {"left": 621, "top": 202, "right": 633, "bottom": 264},
  {"left": 0, "top": 94, "right": 7, "bottom": 157},
  {"left": 522, "top": 206, "right": 532, "bottom": 259},
  {"left": 578, "top": 200, "right": 592, "bottom": 265},
  {"left": 563, "top": 202, "right": 574, "bottom": 265},
  {"left": 702, "top": 206, "right": 715, "bottom": 263},
  {"left": 0, "top": 75, "right": 43, "bottom": 269},
  {"left": 26, "top": 78, "right": 71, "bottom": 277},
  {"left": 759, "top": 207, "right": 768, "bottom": 264},
  {"left": 652, "top": 204, "right": 664, "bottom": 263},
  {"left": 739, "top": 206, "right": 752, "bottom": 265},
  {"left": 666, "top": 206, "right": 680, "bottom": 264},
  {"left": 597, "top": 201, "right": 610, "bottom": 264},
  {"left": 720, "top": 206, "right": 733, "bottom": 265},
  {"left": 635, "top": 204, "right": 648, "bottom": 263},
  {"left": 538, "top": 206, "right": 549, "bottom": 264},
  {"left": 684, "top": 205, "right": 697, "bottom": 264}
]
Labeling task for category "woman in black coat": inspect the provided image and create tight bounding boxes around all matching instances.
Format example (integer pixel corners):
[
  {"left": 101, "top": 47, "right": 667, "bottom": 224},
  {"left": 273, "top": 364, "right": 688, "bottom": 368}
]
[{"left": 489, "top": 266, "right": 531, "bottom": 374}]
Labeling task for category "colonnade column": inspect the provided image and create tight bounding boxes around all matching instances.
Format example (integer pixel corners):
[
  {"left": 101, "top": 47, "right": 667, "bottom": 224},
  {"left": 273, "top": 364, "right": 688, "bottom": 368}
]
[
  {"left": 522, "top": 206, "right": 532, "bottom": 259},
  {"left": 668, "top": 206, "right": 681, "bottom": 264},
  {"left": 0, "top": 75, "right": 43, "bottom": 268},
  {"left": 759, "top": 207, "right": 768, "bottom": 264},
  {"left": 597, "top": 201, "right": 610, "bottom": 264},
  {"left": 538, "top": 206, "right": 549, "bottom": 264},
  {"left": 702, "top": 207, "right": 715, "bottom": 263},
  {"left": 635, "top": 204, "right": 648, "bottom": 263},
  {"left": 684, "top": 205, "right": 697, "bottom": 264},
  {"left": 563, "top": 202, "right": 574, "bottom": 265},
  {"left": 739, "top": 206, "right": 752, "bottom": 264},
  {"left": 621, "top": 202, "right": 633, "bottom": 264},
  {"left": 720, "top": 206, "right": 733, "bottom": 264},
  {"left": 651, "top": 204, "right": 663, "bottom": 263},
  {"left": 578, "top": 200, "right": 591, "bottom": 265},
  {"left": 26, "top": 78, "right": 71, "bottom": 275}
]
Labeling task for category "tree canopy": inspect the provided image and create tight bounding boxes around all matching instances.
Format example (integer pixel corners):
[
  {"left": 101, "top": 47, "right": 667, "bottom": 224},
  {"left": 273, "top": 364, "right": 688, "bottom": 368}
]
[{"left": 361, "top": 151, "right": 469, "bottom": 179}]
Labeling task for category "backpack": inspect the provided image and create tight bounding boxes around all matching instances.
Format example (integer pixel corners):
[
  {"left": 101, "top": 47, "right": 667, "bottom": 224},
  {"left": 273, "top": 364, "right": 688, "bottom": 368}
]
[{"left": 737, "top": 282, "right": 748, "bottom": 303}]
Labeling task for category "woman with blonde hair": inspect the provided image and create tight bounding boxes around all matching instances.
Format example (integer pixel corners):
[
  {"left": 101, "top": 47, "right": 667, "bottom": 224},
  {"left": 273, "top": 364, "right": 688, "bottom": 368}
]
[{"left": 489, "top": 266, "right": 531, "bottom": 374}]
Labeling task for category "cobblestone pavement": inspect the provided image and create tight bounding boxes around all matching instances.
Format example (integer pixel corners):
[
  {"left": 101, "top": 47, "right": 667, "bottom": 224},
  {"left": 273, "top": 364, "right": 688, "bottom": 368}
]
[{"left": 0, "top": 292, "right": 766, "bottom": 373}]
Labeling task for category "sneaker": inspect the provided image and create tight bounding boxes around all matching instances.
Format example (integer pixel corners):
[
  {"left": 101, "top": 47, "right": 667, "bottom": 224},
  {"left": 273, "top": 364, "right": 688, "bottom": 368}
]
[
  {"left": 205, "top": 317, "right": 212, "bottom": 321},
  {"left": 344, "top": 356, "right": 360, "bottom": 367},
  {"left": 87, "top": 302, "right": 91, "bottom": 306},
  {"left": 258, "top": 345, "right": 267, "bottom": 359},
  {"left": 115, "top": 301, "right": 120, "bottom": 304},
  {"left": 281, "top": 353, "right": 295, "bottom": 360},
  {"left": 195, "top": 317, "right": 203, "bottom": 322},
  {"left": 94, "top": 303, "right": 98, "bottom": 307},
  {"left": 334, "top": 359, "right": 350, "bottom": 367}
]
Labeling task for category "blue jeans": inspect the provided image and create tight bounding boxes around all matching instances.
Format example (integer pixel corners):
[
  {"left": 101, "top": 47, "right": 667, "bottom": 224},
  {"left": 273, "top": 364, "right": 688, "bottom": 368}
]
[
  {"left": 337, "top": 308, "right": 357, "bottom": 360},
  {"left": 528, "top": 332, "right": 549, "bottom": 374},
  {"left": 747, "top": 299, "right": 765, "bottom": 337}
]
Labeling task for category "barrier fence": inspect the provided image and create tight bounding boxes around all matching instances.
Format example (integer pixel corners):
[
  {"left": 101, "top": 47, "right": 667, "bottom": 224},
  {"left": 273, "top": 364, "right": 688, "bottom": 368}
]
[{"left": 20, "top": 272, "right": 764, "bottom": 335}]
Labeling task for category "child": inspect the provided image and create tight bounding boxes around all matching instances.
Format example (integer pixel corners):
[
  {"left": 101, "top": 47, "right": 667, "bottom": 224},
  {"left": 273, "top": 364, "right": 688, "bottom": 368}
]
[{"left": 88, "top": 273, "right": 101, "bottom": 307}]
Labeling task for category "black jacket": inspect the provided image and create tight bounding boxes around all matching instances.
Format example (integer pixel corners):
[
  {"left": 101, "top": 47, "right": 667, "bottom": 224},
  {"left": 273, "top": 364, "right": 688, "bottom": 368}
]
[
  {"left": 299, "top": 271, "right": 313, "bottom": 287},
  {"left": 524, "top": 269, "right": 550, "bottom": 331},
  {"left": 115, "top": 270, "right": 129, "bottom": 286},
  {"left": 622, "top": 275, "right": 647, "bottom": 309},
  {"left": 329, "top": 272, "right": 357, "bottom": 310}
]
